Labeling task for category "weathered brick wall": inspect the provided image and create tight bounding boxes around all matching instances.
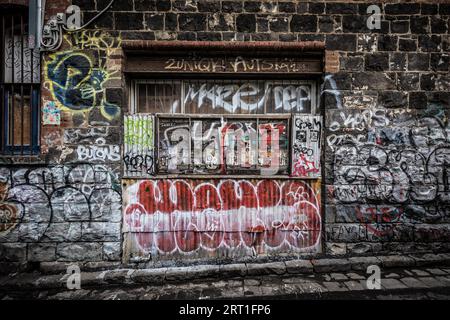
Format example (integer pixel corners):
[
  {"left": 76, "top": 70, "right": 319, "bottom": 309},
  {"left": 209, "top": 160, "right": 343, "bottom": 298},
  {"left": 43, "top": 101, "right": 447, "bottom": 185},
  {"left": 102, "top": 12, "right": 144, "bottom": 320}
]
[
  {"left": 2, "top": 0, "right": 450, "bottom": 270},
  {"left": 75, "top": 0, "right": 450, "bottom": 259},
  {"left": 0, "top": 0, "right": 125, "bottom": 271}
]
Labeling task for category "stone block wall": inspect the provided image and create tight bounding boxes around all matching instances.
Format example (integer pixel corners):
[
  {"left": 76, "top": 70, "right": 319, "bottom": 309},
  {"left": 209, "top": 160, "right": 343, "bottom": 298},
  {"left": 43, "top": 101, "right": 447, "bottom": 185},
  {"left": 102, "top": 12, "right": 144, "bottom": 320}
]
[{"left": 0, "top": 0, "right": 449, "bottom": 269}]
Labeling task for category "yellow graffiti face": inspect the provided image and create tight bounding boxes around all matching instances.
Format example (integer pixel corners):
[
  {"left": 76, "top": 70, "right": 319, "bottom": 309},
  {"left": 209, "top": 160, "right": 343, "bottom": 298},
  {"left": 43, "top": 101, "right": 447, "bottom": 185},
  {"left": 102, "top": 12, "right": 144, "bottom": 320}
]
[{"left": 43, "top": 31, "right": 122, "bottom": 121}]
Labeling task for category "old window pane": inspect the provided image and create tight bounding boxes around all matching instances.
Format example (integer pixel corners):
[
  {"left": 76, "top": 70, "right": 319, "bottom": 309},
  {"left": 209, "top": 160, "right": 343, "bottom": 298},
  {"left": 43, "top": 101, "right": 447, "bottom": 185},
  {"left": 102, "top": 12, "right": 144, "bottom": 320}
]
[
  {"left": 135, "top": 78, "right": 318, "bottom": 176},
  {"left": 137, "top": 82, "right": 181, "bottom": 114},
  {"left": 184, "top": 81, "right": 266, "bottom": 115},
  {"left": 258, "top": 119, "right": 289, "bottom": 175},
  {"left": 7, "top": 87, "right": 31, "bottom": 146},
  {"left": 158, "top": 117, "right": 190, "bottom": 173},
  {"left": 1, "top": 11, "right": 41, "bottom": 155},
  {"left": 222, "top": 119, "right": 258, "bottom": 173},
  {"left": 266, "top": 82, "right": 312, "bottom": 114},
  {"left": 3, "top": 19, "right": 40, "bottom": 84},
  {"left": 191, "top": 119, "right": 222, "bottom": 174}
]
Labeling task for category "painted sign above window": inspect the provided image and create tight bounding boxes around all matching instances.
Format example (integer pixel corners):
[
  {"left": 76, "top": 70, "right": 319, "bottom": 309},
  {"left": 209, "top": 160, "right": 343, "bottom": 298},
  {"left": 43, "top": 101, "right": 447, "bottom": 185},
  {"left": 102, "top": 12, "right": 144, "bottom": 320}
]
[{"left": 127, "top": 56, "right": 322, "bottom": 74}]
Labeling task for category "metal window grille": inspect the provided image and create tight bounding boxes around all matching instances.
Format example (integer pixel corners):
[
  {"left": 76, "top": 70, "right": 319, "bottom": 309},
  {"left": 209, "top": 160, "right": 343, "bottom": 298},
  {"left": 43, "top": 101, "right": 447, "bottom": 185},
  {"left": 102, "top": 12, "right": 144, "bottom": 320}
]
[
  {"left": 127, "top": 78, "right": 319, "bottom": 177},
  {"left": 0, "top": 7, "right": 41, "bottom": 155}
]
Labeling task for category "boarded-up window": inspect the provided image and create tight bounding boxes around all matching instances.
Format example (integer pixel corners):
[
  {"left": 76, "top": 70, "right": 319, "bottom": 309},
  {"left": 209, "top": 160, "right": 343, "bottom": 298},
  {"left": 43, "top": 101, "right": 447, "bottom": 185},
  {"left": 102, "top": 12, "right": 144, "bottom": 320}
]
[{"left": 129, "top": 78, "right": 320, "bottom": 177}]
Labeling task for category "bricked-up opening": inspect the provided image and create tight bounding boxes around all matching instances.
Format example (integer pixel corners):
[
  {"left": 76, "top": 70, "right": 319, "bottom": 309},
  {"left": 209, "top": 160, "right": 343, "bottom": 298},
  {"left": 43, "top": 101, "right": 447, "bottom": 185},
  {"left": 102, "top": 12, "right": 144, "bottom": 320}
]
[
  {"left": 122, "top": 41, "right": 325, "bottom": 262},
  {"left": 0, "top": 6, "right": 40, "bottom": 155}
]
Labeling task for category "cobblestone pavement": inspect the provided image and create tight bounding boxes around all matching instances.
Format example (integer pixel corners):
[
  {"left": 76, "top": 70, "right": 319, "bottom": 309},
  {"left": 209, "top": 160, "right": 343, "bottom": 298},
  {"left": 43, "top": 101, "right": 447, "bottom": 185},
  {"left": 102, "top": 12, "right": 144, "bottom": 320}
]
[{"left": 1, "top": 255, "right": 450, "bottom": 300}]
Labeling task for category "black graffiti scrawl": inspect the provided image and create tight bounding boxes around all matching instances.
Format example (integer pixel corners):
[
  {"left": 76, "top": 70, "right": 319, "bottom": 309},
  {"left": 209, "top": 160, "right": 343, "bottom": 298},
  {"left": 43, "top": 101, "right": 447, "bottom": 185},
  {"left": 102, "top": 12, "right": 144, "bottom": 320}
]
[{"left": 0, "top": 164, "right": 121, "bottom": 243}]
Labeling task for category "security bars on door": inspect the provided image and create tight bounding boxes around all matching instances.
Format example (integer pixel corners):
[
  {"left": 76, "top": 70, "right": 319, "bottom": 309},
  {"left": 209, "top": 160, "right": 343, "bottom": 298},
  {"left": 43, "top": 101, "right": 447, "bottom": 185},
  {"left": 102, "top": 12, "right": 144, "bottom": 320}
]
[{"left": 0, "top": 9, "right": 41, "bottom": 155}]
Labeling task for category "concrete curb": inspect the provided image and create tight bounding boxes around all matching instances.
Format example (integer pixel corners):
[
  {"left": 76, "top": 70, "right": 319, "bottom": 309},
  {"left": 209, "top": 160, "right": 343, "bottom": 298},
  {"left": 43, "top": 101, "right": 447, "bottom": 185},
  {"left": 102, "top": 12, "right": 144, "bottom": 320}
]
[{"left": 1, "top": 253, "right": 450, "bottom": 292}]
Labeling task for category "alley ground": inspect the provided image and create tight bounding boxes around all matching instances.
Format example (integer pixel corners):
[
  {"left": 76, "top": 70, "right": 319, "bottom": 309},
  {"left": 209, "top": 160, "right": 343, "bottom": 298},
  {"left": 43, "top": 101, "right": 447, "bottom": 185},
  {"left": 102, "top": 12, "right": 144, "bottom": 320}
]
[{"left": 1, "top": 254, "right": 450, "bottom": 300}]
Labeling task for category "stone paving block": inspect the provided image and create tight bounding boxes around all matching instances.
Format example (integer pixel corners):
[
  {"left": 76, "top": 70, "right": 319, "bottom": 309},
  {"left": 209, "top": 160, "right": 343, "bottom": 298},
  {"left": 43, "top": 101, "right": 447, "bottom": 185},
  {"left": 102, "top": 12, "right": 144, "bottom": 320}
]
[
  {"left": 411, "top": 269, "right": 430, "bottom": 277},
  {"left": 296, "top": 281, "right": 328, "bottom": 295},
  {"left": 219, "top": 287, "right": 245, "bottom": 298},
  {"left": 385, "top": 272, "right": 400, "bottom": 278},
  {"left": 34, "top": 274, "right": 67, "bottom": 290},
  {"left": 280, "top": 283, "right": 302, "bottom": 296},
  {"left": 243, "top": 285, "right": 262, "bottom": 296},
  {"left": 311, "top": 258, "right": 351, "bottom": 273},
  {"left": 380, "top": 278, "right": 408, "bottom": 290},
  {"left": 440, "top": 268, "right": 450, "bottom": 274},
  {"left": 344, "top": 280, "right": 365, "bottom": 291},
  {"left": 418, "top": 277, "right": 446, "bottom": 288},
  {"left": 284, "top": 259, "right": 314, "bottom": 274},
  {"left": 323, "top": 281, "right": 349, "bottom": 292},
  {"left": 346, "top": 272, "right": 365, "bottom": 280},
  {"left": 330, "top": 273, "right": 348, "bottom": 281},
  {"left": 426, "top": 268, "right": 447, "bottom": 276},
  {"left": 244, "top": 278, "right": 260, "bottom": 286},
  {"left": 399, "top": 277, "right": 429, "bottom": 289},
  {"left": 435, "top": 276, "right": 450, "bottom": 285},
  {"left": 282, "top": 277, "right": 310, "bottom": 284}
]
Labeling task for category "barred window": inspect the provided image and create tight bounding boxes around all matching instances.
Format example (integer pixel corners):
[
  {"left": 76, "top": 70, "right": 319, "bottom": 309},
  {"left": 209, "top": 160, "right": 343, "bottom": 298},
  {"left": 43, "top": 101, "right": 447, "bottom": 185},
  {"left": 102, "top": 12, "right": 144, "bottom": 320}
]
[
  {"left": 0, "top": 7, "right": 41, "bottom": 155},
  {"left": 127, "top": 77, "right": 320, "bottom": 178}
]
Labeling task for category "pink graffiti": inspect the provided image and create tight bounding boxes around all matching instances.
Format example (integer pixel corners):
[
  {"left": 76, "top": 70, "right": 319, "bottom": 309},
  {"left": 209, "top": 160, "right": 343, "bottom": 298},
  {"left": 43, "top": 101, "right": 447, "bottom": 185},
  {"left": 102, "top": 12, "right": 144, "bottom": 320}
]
[
  {"left": 292, "top": 154, "right": 319, "bottom": 177},
  {"left": 124, "top": 179, "right": 321, "bottom": 255},
  {"left": 356, "top": 206, "right": 403, "bottom": 236}
]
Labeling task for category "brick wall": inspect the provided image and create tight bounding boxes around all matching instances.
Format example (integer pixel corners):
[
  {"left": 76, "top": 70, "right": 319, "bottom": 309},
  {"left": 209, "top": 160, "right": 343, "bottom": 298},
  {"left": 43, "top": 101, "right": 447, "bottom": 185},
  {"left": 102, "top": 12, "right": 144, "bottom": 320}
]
[{"left": 1, "top": 0, "right": 449, "bottom": 270}]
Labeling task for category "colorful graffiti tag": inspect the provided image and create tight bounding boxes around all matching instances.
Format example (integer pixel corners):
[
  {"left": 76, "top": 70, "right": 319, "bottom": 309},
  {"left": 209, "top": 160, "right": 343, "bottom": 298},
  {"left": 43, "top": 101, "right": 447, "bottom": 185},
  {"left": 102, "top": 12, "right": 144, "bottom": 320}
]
[
  {"left": 330, "top": 104, "right": 450, "bottom": 237},
  {"left": 0, "top": 164, "right": 121, "bottom": 241},
  {"left": 44, "top": 30, "right": 121, "bottom": 121},
  {"left": 292, "top": 115, "right": 322, "bottom": 178},
  {"left": 157, "top": 118, "right": 289, "bottom": 175},
  {"left": 124, "top": 114, "right": 155, "bottom": 177},
  {"left": 123, "top": 179, "right": 321, "bottom": 260}
]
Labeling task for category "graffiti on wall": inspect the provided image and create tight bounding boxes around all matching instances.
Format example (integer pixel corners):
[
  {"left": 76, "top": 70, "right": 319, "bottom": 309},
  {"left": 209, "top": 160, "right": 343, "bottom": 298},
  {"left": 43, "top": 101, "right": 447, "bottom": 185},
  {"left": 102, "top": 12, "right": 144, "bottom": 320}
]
[
  {"left": 44, "top": 30, "right": 121, "bottom": 121},
  {"left": 124, "top": 114, "right": 155, "bottom": 177},
  {"left": 0, "top": 164, "right": 121, "bottom": 241},
  {"left": 123, "top": 179, "right": 321, "bottom": 259},
  {"left": 184, "top": 82, "right": 312, "bottom": 114},
  {"left": 156, "top": 117, "right": 289, "bottom": 175},
  {"left": 163, "top": 56, "right": 322, "bottom": 74},
  {"left": 292, "top": 115, "right": 322, "bottom": 178},
  {"left": 330, "top": 103, "right": 450, "bottom": 235},
  {"left": 4, "top": 34, "right": 41, "bottom": 83},
  {"left": 42, "top": 101, "right": 61, "bottom": 125}
]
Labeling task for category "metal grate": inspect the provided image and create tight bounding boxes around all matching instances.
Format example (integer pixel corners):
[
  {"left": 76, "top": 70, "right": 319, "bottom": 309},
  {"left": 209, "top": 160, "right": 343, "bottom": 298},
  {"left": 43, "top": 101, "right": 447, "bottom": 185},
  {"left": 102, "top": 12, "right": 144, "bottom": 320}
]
[
  {"left": 0, "top": 8, "right": 40, "bottom": 155},
  {"left": 133, "top": 79, "right": 317, "bottom": 116}
]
